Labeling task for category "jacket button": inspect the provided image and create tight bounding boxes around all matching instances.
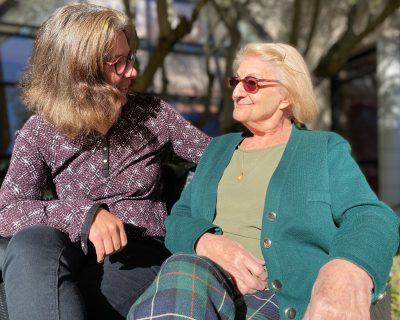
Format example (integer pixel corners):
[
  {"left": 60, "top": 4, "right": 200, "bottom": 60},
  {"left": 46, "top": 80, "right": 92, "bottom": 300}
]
[
  {"left": 263, "top": 238, "right": 272, "bottom": 248},
  {"left": 271, "top": 279, "right": 282, "bottom": 290},
  {"left": 377, "top": 291, "right": 386, "bottom": 302},
  {"left": 284, "top": 307, "right": 296, "bottom": 319},
  {"left": 268, "top": 211, "right": 277, "bottom": 221}
]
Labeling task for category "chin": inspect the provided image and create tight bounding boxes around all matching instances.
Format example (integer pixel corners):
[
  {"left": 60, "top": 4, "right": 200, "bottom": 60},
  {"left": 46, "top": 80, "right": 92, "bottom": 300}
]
[
  {"left": 119, "top": 94, "right": 128, "bottom": 105},
  {"left": 233, "top": 111, "right": 247, "bottom": 123}
]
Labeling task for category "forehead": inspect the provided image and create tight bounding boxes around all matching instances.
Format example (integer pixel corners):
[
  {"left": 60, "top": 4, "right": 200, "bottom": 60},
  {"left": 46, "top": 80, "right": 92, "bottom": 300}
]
[
  {"left": 109, "top": 31, "right": 130, "bottom": 56},
  {"left": 236, "top": 56, "right": 278, "bottom": 78}
]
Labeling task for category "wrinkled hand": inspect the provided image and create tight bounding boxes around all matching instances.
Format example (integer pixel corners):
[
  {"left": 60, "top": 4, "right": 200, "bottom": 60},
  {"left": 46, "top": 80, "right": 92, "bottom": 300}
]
[
  {"left": 88, "top": 208, "right": 127, "bottom": 263},
  {"left": 303, "top": 259, "right": 373, "bottom": 320},
  {"left": 195, "top": 233, "right": 267, "bottom": 295}
]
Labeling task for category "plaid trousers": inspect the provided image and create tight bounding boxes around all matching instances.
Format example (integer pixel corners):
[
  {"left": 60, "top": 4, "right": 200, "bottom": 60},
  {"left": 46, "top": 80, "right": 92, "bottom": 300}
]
[{"left": 128, "top": 253, "right": 280, "bottom": 320}]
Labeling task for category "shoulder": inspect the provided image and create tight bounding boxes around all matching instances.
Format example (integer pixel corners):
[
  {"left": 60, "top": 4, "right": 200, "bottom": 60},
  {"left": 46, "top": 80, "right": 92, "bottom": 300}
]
[
  {"left": 125, "top": 92, "right": 166, "bottom": 112},
  {"left": 208, "top": 132, "right": 241, "bottom": 147},
  {"left": 201, "top": 132, "right": 242, "bottom": 157},
  {"left": 297, "top": 128, "right": 349, "bottom": 150},
  {"left": 16, "top": 115, "right": 56, "bottom": 141},
  {"left": 124, "top": 92, "right": 176, "bottom": 119},
  {"left": 127, "top": 91, "right": 162, "bottom": 105}
]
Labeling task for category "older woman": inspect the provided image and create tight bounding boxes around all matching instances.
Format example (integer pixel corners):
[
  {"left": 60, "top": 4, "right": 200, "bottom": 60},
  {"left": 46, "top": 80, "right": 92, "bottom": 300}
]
[
  {"left": 0, "top": 3, "right": 210, "bottom": 320},
  {"left": 128, "top": 43, "right": 399, "bottom": 320}
]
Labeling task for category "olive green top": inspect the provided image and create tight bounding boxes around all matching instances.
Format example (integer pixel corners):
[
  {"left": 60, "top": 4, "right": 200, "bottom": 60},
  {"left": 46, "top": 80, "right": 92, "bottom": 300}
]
[{"left": 215, "top": 143, "right": 286, "bottom": 258}]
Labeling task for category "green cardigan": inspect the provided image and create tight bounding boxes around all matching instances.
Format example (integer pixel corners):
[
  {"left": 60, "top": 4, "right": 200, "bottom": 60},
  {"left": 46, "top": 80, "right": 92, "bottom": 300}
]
[{"left": 165, "top": 124, "right": 399, "bottom": 319}]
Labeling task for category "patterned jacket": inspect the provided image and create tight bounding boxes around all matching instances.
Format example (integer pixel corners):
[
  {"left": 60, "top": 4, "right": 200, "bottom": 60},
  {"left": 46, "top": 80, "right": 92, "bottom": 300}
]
[{"left": 0, "top": 92, "right": 210, "bottom": 253}]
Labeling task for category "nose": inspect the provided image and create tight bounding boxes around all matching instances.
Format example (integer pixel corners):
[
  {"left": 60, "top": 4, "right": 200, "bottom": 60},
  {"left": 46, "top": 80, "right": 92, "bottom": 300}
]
[
  {"left": 232, "top": 81, "right": 246, "bottom": 100},
  {"left": 124, "top": 64, "right": 137, "bottom": 79}
]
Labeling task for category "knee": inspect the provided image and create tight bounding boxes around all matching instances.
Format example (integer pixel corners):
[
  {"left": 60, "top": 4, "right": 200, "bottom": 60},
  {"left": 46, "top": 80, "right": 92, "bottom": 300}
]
[
  {"left": 4, "top": 225, "right": 70, "bottom": 271},
  {"left": 160, "top": 253, "right": 223, "bottom": 277},
  {"left": 161, "top": 253, "right": 204, "bottom": 269}
]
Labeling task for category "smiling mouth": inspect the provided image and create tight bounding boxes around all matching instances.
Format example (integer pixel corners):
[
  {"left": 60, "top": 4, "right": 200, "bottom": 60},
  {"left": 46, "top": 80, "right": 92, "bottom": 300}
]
[
  {"left": 118, "top": 87, "right": 129, "bottom": 94},
  {"left": 235, "top": 102, "right": 252, "bottom": 107}
]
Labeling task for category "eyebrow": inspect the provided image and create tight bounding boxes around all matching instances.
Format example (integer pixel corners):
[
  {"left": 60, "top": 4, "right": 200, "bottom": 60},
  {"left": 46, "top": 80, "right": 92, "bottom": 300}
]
[
  {"left": 108, "top": 50, "right": 133, "bottom": 62},
  {"left": 235, "top": 73, "right": 264, "bottom": 78}
]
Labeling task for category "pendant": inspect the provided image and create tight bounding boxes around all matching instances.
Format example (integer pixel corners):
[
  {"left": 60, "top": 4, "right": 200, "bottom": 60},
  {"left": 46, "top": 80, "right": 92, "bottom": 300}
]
[{"left": 237, "top": 172, "right": 243, "bottom": 181}]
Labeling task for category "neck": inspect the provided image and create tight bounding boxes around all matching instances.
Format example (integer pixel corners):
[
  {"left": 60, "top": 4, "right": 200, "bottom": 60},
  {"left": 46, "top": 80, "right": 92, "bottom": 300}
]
[{"left": 241, "top": 117, "right": 292, "bottom": 150}]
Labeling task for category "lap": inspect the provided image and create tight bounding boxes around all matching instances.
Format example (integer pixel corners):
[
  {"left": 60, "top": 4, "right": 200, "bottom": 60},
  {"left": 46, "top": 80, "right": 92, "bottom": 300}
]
[
  {"left": 78, "top": 236, "right": 170, "bottom": 319},
  {"left": 130, "top": 253, "right": 279, "bottom": 320},
  {"left": 2, "top": 225, "right": 171, "bottom": 320},
  {"left": 3, "top": 224, "right": 83, "bottom": 275}
]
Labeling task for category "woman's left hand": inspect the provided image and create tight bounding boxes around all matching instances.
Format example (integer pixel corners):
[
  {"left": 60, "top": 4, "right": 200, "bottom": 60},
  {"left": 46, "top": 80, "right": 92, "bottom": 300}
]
[{"left": 303, "top": 259, "right": 373, "bottom": 320}]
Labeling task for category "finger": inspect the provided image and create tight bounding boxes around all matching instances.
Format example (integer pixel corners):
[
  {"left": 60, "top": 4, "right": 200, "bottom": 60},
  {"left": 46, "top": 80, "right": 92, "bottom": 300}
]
[
  {"left": 111, "top": 221, "right": 127, "bottom": 253},
  {"left": 93, "top": 239, "right": 106, "bottom": 263},
  {"left": 236, "top": 266, "right": 265, "bottom": 292},
  {"left": 111, "top": 227, "right": 122, "bottom": 252},
  {"left": 244, "top": 253, "right": 266, "bottom": 277},
  {"left": 248, "top": 263, "right": 267, "bottom": 281},
  {"left": 119, "top": 223, "right": 128, "bottom": 248},
  {"left": 235, "top": 278, "right": 252, "bottom": 295},
  {"left": 103, "top": 233, "right": 116, "bottom": 256}
]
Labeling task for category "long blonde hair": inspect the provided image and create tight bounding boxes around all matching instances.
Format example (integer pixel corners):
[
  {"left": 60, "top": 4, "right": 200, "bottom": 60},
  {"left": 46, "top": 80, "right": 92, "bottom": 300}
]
[
  {"left": 20, "top": 3, "right": 135, "bottom": 138},
  {"left": 233, "top": 43, "right": 318, "bottom": 124}
]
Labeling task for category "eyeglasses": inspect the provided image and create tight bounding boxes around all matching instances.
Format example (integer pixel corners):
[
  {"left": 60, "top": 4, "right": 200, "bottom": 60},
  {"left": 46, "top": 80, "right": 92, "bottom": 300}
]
[
  {"left": 228, "top": 76, "right": 281, "bottom": 94},
  {"left": 105, "top": 51, "right": 136, "bottom": 75}
]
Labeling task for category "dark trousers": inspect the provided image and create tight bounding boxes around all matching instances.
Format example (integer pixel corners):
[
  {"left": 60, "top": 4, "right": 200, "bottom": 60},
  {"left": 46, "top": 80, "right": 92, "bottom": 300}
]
[{"left": 0, "top": 225, "right": 170, "bottom": 320}]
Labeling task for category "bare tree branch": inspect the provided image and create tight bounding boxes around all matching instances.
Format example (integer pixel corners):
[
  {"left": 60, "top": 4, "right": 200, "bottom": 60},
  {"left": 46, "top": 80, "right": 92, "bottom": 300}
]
[
  {"left": 210, "top": 0, "right": 232, "bottom": 29},
  {"left": 303, "top": 0, "right": 321, "bottom": 56},
  {"left": 157, "top": 0, "right": 171, "bottom": 37},
  {"left": 122, "top": 0, "right": 139, "bottom": 52},
  {"left": 133, "top": 0, "right": 209, "bottom": 92},
  {"left": 314, "top": 0, "right": 400, "bottom": 77},
  {"left": 289, "top": 0, "right": 302, "bottom": 46}
]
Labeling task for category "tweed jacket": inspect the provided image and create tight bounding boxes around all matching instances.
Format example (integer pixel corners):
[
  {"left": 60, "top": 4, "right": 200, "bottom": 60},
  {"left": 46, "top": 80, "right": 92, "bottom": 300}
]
[{"left": 165, "top": 124, "right": 399, "bottom": 319}]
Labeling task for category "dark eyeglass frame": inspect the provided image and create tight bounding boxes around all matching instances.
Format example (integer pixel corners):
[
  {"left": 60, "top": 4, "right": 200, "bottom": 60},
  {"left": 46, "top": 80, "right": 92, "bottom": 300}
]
[
  {"left": 228, "top": 76, "right": 281, "bottom": 94},
  {"left": 105, "top": 51, "right": 136, "bottom": 76}
]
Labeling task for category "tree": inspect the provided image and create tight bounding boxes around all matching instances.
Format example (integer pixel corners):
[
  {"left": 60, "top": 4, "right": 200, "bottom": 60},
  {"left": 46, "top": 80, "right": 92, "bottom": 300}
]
[
  {"left": 205, "top": 0, "right": 400, "bottom": 133},
  {"left": 128, "top": 0, "right": 210, "bottom": 92}
]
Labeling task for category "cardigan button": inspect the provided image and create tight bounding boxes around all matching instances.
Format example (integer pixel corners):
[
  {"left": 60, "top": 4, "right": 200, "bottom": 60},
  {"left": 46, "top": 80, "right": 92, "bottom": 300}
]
[
  {"left": 271, "top": 279, "right": 282, "bottom": 290},
  {"left": 263, "top": 238, "right": 272, "bottom": 248},
  {"left": 377, "top": 291, "right": 386, "bottom": 302},
  {"left": 284, "top": 307, "right": 296, "bottom": 319},
  {"left": 267, "top": 211, "right": 277, "bottom": 221}
]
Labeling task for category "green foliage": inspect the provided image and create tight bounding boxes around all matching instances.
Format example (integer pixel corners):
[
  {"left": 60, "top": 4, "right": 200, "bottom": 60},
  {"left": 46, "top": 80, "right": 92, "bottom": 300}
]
[{"left": 391, "top": 255, "right": 400, "bottom": 318}]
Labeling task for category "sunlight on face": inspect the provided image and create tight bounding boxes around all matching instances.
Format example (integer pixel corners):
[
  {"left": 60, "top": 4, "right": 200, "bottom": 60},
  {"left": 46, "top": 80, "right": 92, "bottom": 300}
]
[
  {"left": 232, "top": 56, "right": 290, "bottom": 129},
  {"left": 104, "top": 31, "right": 137, "bottom": 105}
]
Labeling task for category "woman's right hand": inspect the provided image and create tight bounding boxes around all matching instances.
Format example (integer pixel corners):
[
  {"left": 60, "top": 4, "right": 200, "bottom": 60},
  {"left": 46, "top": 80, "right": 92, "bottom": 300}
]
[
  {"left": 195, "top": 232, "right": 267, "bottom": 295},
  {"left": 88, "top": 208, "right": 128, "bottom": 263}
]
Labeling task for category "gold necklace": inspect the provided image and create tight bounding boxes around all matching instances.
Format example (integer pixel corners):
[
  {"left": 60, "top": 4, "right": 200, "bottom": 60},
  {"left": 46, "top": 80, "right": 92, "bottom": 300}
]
[
  {"left": 236, "top": 148, "right": 266, "bottom": 181},
  {"left": 237, "top": 149, "right": 245, "bottom": 181}
]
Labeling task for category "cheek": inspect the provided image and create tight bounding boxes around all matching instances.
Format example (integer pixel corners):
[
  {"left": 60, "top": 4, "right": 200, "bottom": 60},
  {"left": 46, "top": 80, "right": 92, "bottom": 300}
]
[
  {"left": 104, "top": 68, "right": 120, "bottom": 87},
  {"left": 106, "top": 74, "right": 119, "bottom": 86}
]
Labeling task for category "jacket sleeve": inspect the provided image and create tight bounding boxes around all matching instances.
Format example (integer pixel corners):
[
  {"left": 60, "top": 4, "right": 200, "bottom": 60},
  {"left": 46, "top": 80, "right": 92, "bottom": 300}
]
[
  {"left": 165, "top": 139, "right": 222, "bottom": 254},
  {"left": 0, "top": 132, "right": 96, "bottom": 242},
  {"left": 160, "top": 100, "right": 211, "bottom": 164},
  {"left": 327, "top": 134, "right": 399, "bottom": 301}
]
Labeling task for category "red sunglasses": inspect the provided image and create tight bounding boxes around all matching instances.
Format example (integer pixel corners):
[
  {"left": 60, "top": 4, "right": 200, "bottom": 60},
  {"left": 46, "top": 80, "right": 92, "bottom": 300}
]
[{"left": 228, "top": 76, "right": 281, "bottom": 94}]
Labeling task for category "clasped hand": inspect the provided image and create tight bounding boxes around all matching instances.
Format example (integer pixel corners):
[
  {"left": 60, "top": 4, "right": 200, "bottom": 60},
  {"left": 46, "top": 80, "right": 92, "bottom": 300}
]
[
  {"left": 195, "top": 233, "right": 267, "bottom": 295},
  {"left": 88, "top": 208, "right": 128, "bottom": 263}
]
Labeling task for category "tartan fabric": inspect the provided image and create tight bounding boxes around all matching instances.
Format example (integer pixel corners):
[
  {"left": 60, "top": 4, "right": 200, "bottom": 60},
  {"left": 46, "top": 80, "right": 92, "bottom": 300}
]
[{"left": 128, "top": 253, "right": 279, "bottom": 320}]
